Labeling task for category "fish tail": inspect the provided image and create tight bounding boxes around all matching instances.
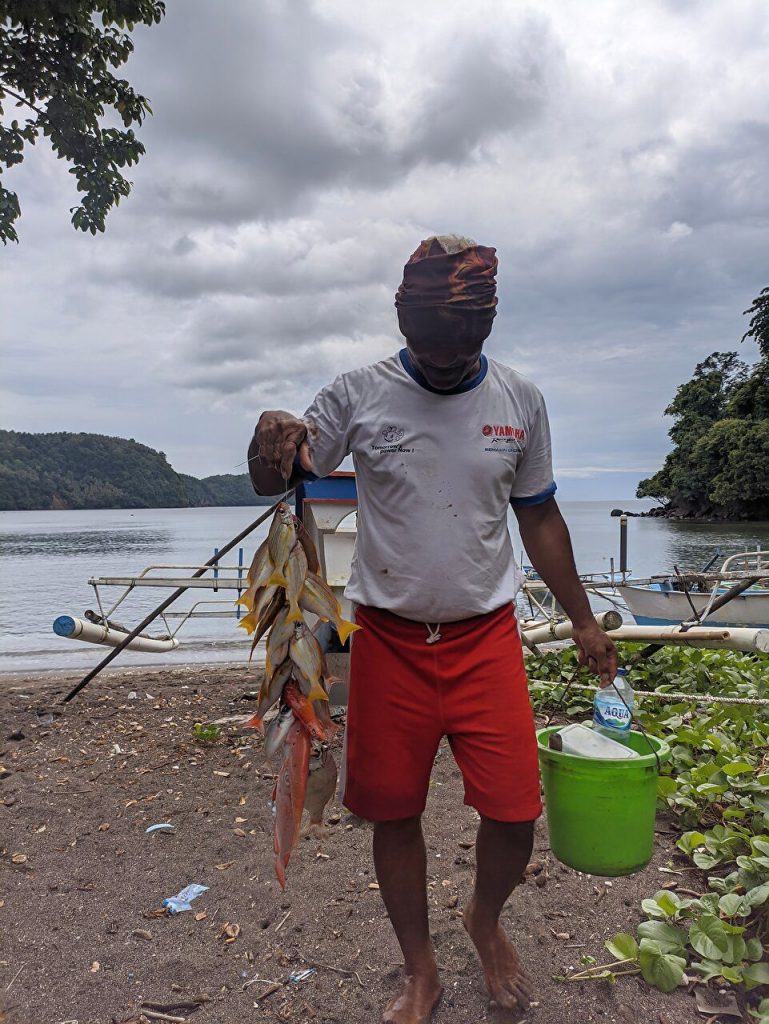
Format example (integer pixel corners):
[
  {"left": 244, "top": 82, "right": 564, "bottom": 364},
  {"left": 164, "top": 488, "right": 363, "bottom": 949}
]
[
  {"left": 274, "top": 856, "right": 287, "bottom": 889},
  {"left": 266, "top": 571, "right": 289, "bottom": 589},
  {"left": 237, "top": 611, "right": 258, "bottom": 634},
  {"left": 286, "top": 598, "right": 304, "bottom": 624},
  {"left": 307, "top": 681, "right": 330, "bottom": 703},
  {"left": 248, "top": 631, "right": 261, "bottom": 664},
  {"left": 335, "top": 618, "right": 361, "bottom": 645},
  {"left": 244, "top": 713, "right": 263, "bottom": 730}
]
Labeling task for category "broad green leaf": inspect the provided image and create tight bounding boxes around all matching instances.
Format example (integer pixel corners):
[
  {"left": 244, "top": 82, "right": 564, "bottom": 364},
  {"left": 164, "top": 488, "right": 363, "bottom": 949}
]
[
  {"left": 752, "top": 837, "right": 769, "bottom": 856},
  {"left": 696, "top": 782, "right": 727, "bottom": 795},
  {"left": 722, "top": 921, "right": 746, "bottom": 935},
  {"left": 721, "top": 934, "right": 746, "bottom": 965},
  {"left": 641, "top": 898, "right": 669, "bottom": 919},
  {"left": 677, "top": 830, "right": 706, "bottom": 855},
  {"left": 636, "top": 920, "right": 687, "bottom": 953},
  {"left": 743, "top": 962, "right": 769, "bottom": 991},
  {"left": 604, "top": 933, "right": 638, "bottom": 962},
  {"left": 723, "top": 807, "right": 747, "bottom": 820},
  {"left": 745, "top": 936, "right": 764, "bottom": 961},
  {"left": 718, "top": 964, "right": 743, "bottom": 984},
  {"left": 689, "top": 915, "right": 728, "bottom": 960},
  {"left": 693, "top": 850, "right": 722, "bottom": 870},
  {"left": 655, "top": 891, "right": 680, "bottom": 917},
  {"left": 638, "top": 939, "right": 686, "bottom": 993},
  {"left": 718, "top": 893, "right": 747, "bottom": 917},
  {"left": 690, "top": 959, "right": 725, "bottom": 982},
  {"left": 722, "top": 761, "right": 755, "bottom": 776},
  {"left": 657, "top": 776, "right": 678, "bottom": 797}
]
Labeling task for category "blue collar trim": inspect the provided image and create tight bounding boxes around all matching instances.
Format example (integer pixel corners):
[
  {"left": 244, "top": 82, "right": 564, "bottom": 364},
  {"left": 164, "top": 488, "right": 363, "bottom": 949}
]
[{"left": 398, "top": 349, "right": 488, "bottom": 395}]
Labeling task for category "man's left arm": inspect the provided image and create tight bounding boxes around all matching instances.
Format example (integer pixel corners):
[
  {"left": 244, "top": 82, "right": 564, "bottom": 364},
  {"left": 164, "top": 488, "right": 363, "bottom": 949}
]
[{"left": 513, "top": 498, "right": 617, "bottom": 684}]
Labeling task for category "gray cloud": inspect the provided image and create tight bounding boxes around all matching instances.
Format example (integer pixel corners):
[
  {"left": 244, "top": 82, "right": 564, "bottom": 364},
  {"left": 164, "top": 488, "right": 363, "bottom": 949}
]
[{"left": 1, "top": 0, "right": 767, "bottom": 497}]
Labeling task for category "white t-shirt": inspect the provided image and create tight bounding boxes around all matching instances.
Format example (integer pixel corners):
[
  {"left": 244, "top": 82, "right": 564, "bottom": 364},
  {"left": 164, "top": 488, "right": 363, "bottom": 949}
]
[{"left": 302, "top": 350, "right": 556, "bottom": 623}]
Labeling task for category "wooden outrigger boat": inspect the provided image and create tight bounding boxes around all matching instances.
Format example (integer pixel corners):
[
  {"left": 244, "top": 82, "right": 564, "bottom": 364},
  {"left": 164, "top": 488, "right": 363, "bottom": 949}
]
[{"left": 614, "top": 551, "right": 769, "bottom": 629}]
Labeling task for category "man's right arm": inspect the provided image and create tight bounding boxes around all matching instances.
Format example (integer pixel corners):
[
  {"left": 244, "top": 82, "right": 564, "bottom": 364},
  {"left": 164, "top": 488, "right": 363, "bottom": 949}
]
[{"left": 248, "top": 410, "right": 314, "bottom": 495}]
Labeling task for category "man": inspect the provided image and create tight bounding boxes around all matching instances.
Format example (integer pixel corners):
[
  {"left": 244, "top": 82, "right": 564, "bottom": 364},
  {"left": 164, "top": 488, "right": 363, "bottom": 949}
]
[{"left": 249, "top": 235, "right": 617, "bottom": 1024}]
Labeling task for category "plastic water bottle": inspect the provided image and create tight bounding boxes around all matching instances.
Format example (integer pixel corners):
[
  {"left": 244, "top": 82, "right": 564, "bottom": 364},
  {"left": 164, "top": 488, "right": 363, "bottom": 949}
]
[{"left": 593, "top": 668, "right": 634, "bottom": 743}]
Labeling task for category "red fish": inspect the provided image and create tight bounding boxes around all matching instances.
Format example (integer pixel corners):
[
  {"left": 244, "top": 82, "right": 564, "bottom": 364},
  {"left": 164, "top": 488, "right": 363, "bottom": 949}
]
[
  {"left": 283, "top": 679, "right": 327, "bottom": 743},
  {"left": 273, "top": 719, "right": 311, "bottom": 888}
]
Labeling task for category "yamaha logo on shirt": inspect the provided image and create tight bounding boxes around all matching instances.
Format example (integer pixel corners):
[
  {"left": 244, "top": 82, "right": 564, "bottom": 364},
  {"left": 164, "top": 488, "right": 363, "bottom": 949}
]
[{"left": 481, "top": 424, "right": 526, "bottom": 455}]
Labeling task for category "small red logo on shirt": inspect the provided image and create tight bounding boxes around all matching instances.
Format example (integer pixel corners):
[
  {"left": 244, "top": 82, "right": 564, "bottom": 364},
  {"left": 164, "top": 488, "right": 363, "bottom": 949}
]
[{"left": 482, "top": 424, "right": 525, "bottom": 440}]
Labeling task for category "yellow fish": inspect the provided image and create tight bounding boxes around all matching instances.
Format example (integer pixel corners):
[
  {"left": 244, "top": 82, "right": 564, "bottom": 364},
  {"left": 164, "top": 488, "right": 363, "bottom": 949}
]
[
  {"left": 267, "top": 503, "right": 296, "bottom": 579},
  {"left": 289, "top": 622, "right": 323, "bottom": 690},
  {"left": 299, "top": 572, "right": 359, "bottom": 645},
  {"left": 282, "top": 543, "right": 307, "bottom": 624},
  {"left": 266, "top": 606, "right": 293, "bottom": 677}
]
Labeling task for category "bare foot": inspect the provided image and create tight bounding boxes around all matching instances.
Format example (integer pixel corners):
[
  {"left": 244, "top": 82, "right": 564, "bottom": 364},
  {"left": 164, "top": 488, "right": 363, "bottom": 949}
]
[
  {"left": 382, "top": 971, "right": 443, "bottom": 1024},
  {"left": 463, "top": 898, "right": 532, "bottom": 1011}
]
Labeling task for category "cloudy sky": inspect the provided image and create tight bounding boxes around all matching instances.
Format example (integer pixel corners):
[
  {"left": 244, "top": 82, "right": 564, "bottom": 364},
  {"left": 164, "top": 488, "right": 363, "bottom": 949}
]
[{"left": 2, "top": 0, "right": 767, "bottom": 499}]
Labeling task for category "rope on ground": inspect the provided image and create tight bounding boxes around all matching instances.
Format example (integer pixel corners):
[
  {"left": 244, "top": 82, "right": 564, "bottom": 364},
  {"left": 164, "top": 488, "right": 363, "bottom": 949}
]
[{"left": 528, "top": 679, "right": 769, "bottom": 706}]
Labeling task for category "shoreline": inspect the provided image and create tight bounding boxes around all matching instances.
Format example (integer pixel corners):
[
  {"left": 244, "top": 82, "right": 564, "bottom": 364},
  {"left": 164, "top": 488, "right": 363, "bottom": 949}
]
[{"left": 0, "top": 658, "right": 258, "bottom": 691}]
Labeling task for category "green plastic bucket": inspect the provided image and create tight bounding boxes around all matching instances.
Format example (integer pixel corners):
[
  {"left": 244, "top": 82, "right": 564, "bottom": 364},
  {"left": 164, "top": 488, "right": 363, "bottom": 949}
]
[{"left": 537, "top": 727, "right": 670, "bottom": 876}]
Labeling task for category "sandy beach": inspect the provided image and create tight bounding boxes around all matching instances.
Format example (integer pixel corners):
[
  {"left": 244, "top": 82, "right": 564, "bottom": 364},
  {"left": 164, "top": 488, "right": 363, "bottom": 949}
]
[{"left": 1, "top": 663, "right": 703, "bottom": 1024}]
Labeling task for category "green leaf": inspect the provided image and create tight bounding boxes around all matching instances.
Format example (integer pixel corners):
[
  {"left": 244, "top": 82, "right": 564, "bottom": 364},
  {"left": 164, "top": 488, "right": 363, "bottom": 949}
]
[
  {"left": 745, "top": 937, "right": 764, "bottom": 962},
  {"left": 655, "top": 891, "right": 681, "bottom": 917},
  {"left": 722, "top": 761, "right": 755, "bottom": 776},
  {"left": 605, "top": 933, "right": 638, "bottom": 962},
  {"left": 636, "top": 920, "right": 687, "bottom": 953},
  {"left": 693, "top": 850, "right": 722, "bottom": 869},
  {"left": 721, "top": 934, "right": 746, "bottom": 965},
  {"left": 641, "top": 898, "right": 669, "bottom": 919},
  {"left": 718, "top": 893, "right": 747, "bottom": 917},
  {"left": 743, "top": 962, "right": 769, "bottom": 991},
  {"left": 677, "top": 830, "right": 706, "bottom": 855},
  {"left": 638, "top": 939, "right": 686, "bottom": 993},
  {"left": 752, "top": 837, "right": 769, "bottom": 856},
  {"left": 689, "top": 915, "right": 728, "bottom": 959},
  {"left": 691, "top": 958, "right": 727, "bottom": 981},
  {"left": 657, "top": 776, "right": 678, "bottom": 797},
  {"left": 718, "top": 964, "right": 743, "bottom": 984}
]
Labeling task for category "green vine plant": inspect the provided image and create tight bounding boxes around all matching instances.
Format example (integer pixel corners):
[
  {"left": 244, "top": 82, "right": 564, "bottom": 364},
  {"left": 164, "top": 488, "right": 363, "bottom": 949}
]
[
  {"left": 527, "top": 644, "right": 769, "bottom": 1007},
  {"left": 192, "top": 722, "right": 221, "bottom": 745}
]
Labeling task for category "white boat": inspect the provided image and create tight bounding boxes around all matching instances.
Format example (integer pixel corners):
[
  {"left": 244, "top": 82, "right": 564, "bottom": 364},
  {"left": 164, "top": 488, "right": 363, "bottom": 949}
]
[{"left": 616, "top": 551, "right": 769, "bottom": 629}]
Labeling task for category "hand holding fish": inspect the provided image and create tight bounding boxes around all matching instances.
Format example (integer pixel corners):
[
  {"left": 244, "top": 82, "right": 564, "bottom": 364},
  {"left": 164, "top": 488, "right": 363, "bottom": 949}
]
[{"left": 253, "top": 410, "right": 314, "bottom": 480}]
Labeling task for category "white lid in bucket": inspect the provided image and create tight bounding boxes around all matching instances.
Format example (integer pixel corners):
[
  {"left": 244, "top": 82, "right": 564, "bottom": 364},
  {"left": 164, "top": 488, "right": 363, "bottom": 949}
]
[{"left": 549, "top": 723, "right": 640, "bottom": 760}]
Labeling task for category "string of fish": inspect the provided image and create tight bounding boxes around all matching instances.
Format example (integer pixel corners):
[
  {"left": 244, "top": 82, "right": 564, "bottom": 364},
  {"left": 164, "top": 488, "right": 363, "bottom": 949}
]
[{"left": 235, "top": 502, "right": 359, "bottom": 887}]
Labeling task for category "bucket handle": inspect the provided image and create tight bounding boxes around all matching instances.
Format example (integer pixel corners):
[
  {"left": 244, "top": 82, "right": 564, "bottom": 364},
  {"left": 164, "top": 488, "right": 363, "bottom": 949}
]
[{"left": 544, "top": 668, "right": 661, "bottom": 773}]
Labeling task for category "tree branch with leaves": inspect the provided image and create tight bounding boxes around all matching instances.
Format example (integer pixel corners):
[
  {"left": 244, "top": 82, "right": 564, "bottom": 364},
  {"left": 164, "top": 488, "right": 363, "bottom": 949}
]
[{"left": 0, "top": 0, "right": 165, "bottom": 243}]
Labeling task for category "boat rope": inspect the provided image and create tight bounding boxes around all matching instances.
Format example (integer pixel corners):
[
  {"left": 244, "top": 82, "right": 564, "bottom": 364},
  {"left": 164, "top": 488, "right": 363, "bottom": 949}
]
[{"left": 528, "top": 679, "right": 769, "bottom": 707}]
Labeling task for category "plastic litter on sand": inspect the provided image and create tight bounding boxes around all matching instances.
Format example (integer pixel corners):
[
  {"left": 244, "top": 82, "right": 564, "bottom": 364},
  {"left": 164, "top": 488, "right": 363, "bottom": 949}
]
[{"left": 162, "top": 883, "right": 209, "bottom": 914}]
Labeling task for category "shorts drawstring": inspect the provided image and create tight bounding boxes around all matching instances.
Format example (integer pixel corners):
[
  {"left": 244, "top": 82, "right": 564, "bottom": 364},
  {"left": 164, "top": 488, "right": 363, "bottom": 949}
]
[{"left": 425, "top": 622, "right": 442, "bottom": 645}]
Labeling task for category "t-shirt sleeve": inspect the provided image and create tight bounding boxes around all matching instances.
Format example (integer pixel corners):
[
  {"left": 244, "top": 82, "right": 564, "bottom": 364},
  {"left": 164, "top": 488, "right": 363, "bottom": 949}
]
[
  {"left": 301, "top": 374, "right": 352, "bottom": 479},
  {"left": 509, "top": 390, "right": 557, "bottom": 507}
]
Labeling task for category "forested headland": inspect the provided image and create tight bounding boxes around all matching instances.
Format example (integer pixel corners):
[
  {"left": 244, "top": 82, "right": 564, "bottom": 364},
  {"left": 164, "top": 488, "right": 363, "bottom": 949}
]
[
  {"left": 637, "top": 288, "right": 769, "bottom": 520},
  {"left": 0, "top": 431, "right": 271, "bottom": 511}
]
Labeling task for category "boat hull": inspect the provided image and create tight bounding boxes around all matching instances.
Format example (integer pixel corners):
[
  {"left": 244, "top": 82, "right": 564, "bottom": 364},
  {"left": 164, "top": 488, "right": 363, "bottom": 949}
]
[{"left": 616, "top": 585, "right": 769, "bottom": 629}]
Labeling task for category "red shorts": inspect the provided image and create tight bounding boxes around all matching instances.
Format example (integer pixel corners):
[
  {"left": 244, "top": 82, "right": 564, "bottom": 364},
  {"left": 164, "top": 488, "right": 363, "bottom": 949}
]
[{"left": 343, "top": 603, "right": 542, "bottom": 823}]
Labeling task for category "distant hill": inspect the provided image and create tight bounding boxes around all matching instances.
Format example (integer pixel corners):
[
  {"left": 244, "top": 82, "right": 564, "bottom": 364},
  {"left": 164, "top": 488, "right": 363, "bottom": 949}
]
[{"left": 0, "top": 430, "right": 275, "bottom": 511}]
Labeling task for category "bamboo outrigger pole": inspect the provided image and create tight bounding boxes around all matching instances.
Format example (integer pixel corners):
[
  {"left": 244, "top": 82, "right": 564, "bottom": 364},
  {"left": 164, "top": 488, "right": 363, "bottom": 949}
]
[{"left": 62, "top": 492, "right": 294, "bottom": 704}]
